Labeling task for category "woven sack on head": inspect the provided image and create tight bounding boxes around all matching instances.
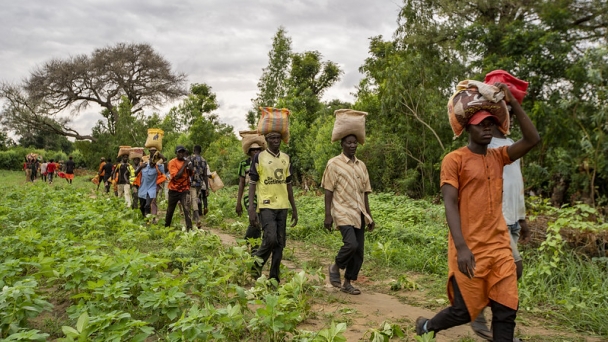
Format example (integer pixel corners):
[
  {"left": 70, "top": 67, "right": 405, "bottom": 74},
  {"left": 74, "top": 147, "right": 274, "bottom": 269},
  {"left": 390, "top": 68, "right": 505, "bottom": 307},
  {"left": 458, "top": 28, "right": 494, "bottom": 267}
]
[
  {"left": 239, "top": 130, "right": 267, "bottom": 155},
  {"left": 331, "top": 109, "right": 367, "bottom": 144},
  {"left": 447, "top": 80, "right": 510, "bottom": 138},
  {"left": 117, "top": 146, "right": 132, "bottom": 158},
  {"left": 257, "top": 107, "right": 290, "bottom": 143},
  {"left": 129, "top": 147, "right": 144, "bottom": 160},
  {"left": 145, "top": 128, "right": 164, "bottom": 151},
  {"left": 209, "top": 171, "right": 224, "bottom": 192}
]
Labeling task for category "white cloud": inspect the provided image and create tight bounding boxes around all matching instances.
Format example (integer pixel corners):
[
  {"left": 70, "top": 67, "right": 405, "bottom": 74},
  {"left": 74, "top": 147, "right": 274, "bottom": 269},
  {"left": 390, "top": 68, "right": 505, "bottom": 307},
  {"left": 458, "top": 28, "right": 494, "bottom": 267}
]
[{"left": 1, "top": 0, "right": 400, "bottom": 137}]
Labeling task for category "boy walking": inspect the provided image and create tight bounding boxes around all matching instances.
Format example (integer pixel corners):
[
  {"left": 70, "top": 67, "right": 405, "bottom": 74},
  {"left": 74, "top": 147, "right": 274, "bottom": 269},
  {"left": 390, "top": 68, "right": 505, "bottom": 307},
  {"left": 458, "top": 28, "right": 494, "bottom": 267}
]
[{"left": 416, "top": 83, "right": 540, "bottom": 341}]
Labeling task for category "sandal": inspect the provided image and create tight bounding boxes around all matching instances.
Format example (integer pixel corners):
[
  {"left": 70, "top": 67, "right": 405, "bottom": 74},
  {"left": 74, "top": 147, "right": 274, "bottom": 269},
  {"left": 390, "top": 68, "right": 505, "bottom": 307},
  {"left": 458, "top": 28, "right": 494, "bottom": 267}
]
[
  {"left": 328, "top": 265, "right": 341, "bottom": 288},
  {"left": 340, "top": 283, "right": 361, "bottom": 295}
]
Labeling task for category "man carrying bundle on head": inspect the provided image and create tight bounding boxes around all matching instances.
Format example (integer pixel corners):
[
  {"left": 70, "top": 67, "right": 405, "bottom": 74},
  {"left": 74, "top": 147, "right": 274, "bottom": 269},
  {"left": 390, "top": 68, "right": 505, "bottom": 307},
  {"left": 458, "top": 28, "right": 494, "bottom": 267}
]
[
  {"left": 134, "top": 151, "right": 166, "bottom": 221},
  {"left": 415, "top": 79, "right": 540, "bottom": 342},
  {"left": 248, "top": 107, "right": 298, "bottom": 284},
  {"left": 322, "top": 109, "right": 375, "bottom": 296},
  {"left": 237, "top": 131, "right": 266, "bottom": 251}
]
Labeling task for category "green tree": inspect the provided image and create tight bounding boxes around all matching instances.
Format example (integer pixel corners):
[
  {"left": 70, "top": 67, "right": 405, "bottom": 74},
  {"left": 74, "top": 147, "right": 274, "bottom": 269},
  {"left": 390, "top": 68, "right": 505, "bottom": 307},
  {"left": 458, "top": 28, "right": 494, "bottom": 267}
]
[{"left": 248, "top": 27, "right": 293, "bottom": 128}]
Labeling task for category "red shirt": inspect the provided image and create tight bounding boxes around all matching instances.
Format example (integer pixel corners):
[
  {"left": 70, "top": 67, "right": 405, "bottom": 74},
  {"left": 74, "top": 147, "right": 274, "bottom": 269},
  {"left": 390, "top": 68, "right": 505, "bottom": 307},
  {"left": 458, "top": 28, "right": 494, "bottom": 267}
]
[{"left": 46, "top": 162, "right": 57, "bottom": 173}]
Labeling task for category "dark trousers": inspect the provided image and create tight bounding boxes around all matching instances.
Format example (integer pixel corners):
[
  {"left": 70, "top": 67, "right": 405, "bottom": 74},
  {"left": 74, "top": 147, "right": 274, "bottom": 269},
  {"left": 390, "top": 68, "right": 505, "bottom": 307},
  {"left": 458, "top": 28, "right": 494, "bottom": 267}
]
[
  {"left": 165, "top": 190, "right": 192, "bottom": 230},
  {"left": 198, "top": 190, "right": 208, "bottom": 214},
  {"left": 427, "top": 277, "right": 517, "bottom": 342},
  {"left": 139, "top": 195, "right": 152, "bottom": 217},
  {"left": 254, "top": 209, "right": 287, "bottom": 282},
  {"left": 335, "top": 215, "right": 365, "bottom": 281},
  {"left": 244, "top": 203, "right": 261, "bottom": 240}
]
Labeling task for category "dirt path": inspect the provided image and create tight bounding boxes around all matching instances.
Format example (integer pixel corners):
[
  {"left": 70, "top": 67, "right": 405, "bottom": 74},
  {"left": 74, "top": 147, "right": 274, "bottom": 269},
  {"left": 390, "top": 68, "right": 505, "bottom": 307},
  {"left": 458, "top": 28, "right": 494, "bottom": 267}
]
[{"left": 204, "top": 225, "right": 604, "bottom": 342}]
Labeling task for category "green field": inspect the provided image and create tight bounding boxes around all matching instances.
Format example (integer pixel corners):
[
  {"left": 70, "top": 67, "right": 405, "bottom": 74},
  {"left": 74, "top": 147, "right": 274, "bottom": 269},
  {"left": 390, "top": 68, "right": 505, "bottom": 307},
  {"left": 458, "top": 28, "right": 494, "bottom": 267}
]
[{"left": 0, "top": 170, "right": 606, "bottom": 341}]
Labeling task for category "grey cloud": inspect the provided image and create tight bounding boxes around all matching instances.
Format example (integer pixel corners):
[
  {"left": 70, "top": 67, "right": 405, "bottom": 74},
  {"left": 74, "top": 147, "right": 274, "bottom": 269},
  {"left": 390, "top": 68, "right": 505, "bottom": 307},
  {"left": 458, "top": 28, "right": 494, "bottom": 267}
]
[{"left": 1, "top": 0, "right": 401, "bottom": 137}]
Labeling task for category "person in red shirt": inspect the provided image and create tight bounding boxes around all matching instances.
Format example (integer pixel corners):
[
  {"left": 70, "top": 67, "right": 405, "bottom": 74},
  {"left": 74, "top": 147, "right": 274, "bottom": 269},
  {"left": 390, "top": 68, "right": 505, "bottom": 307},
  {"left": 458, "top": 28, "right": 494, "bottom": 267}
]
[
  {"left": 46, "top": 159, "right": 57, "bottom": 184},
  {"left": 164, "top": 145, "right": 193, "bottom": 230}
]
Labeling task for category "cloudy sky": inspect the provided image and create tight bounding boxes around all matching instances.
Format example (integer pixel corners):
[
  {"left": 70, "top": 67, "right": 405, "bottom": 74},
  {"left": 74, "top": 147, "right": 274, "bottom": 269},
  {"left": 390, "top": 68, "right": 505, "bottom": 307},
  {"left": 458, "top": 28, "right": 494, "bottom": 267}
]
[{"left": 0, "top": 0, "right": 402, "bottom": 137}]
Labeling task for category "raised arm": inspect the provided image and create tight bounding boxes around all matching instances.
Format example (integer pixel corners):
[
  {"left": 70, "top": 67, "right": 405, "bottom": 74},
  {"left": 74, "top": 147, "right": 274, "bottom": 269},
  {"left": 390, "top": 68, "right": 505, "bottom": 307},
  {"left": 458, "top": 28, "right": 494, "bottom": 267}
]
[
  {"left": 495, "top": 83, "right": 541, "bottom": 161},
  {"left": 442, "top": 184, "right": 475, "bottom": 278}
]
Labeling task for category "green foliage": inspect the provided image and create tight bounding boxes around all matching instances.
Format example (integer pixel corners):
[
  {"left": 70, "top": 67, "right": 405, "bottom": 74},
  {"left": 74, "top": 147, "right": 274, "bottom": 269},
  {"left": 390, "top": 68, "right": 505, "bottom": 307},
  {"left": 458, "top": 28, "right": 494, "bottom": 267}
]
[{"left": 364, "top": 321, "right": 405, "bottom": 341}]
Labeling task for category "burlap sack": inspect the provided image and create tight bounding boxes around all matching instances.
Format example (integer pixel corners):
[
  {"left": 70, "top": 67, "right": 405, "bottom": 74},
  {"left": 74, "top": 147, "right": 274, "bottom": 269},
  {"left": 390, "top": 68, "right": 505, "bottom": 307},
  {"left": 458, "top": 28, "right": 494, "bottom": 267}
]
[
  {"left": 209, "top": 171, "right": 224, "bottom": 192},
  {"left": 145, "top": 128, "right": 164, "bottom": 151},
  {"left": 447, "top": 80, "right": 510, "bottom": 138},
  {"left": 129, "top": 147, "right": 144, "bottom": 160},
  {"left": 257, "top": 107, "right": 290, "bottom": 143},
  {"left": 117, "top": 146, "right": 132, "bottom": 158},
  {"left": 331, "top": 109, "right": 367, "bottom": 144},
  {"left": 239, "top": 130, "right": 267, "bottom": 155}
]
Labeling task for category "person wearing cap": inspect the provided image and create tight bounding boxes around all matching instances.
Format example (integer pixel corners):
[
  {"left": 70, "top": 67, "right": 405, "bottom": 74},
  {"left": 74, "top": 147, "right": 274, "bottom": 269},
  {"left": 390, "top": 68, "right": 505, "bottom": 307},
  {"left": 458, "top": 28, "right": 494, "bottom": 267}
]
[
  {"left": 165, "top": 145, "right": 194, "bottom": 230},
  {"left": 247, "top": 132, "right": 298, "bottom": 284},
  {"left": 237, "top": 142, "right": 263, "bottom": 248},
  {"left": 472, "top": 88, "right": 531, "bottom": 341},
  {"left": 416, "top": 83, "right": 540, "bottom": 342}
]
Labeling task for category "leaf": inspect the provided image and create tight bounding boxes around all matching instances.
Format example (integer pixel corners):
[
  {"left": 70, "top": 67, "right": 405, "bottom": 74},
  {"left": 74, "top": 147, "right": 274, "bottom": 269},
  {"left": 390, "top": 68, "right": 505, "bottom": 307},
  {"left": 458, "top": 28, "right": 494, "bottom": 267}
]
[
  {"left": 76, "top": 312, "right": 89, "bottom": 333},
  {"left": 62, "top": 326, "right": 80, "bottom": 338}
]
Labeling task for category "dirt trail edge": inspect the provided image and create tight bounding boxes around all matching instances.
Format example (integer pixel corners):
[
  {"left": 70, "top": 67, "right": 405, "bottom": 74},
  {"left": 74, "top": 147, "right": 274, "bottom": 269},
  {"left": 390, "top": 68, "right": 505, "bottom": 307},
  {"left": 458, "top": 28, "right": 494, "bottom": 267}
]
[{"left": 205, "top": 226, "right": 602, "bottom": 342}]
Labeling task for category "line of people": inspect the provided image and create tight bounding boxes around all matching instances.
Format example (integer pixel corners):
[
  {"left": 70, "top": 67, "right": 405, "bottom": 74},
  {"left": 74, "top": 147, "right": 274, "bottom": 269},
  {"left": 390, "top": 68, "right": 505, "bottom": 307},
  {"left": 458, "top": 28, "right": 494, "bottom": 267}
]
[
  {"left": 23, "top": 155, "right": 76, "bottom": 184},
  {"left": 97, "top": 145, "right": 211, "bottom": 228}
]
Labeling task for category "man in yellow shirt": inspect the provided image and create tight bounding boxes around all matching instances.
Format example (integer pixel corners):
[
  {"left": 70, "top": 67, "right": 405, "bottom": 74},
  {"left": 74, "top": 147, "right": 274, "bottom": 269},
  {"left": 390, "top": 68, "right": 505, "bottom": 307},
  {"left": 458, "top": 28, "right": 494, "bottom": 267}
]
[
  {"left": 247, "top": 132, "right": 298, "bottom": 284},
  {"left": 322, "top": 134, "right": 375, "bottom": 295}
]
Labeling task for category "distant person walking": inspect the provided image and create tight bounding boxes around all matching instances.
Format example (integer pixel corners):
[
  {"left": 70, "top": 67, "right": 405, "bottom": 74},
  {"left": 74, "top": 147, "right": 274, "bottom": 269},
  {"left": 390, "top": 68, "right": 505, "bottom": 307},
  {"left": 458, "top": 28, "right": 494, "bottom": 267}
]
[
  {"left": 40, "top": 160, "right": 48, "bottom": 183},
  {"left": 102, "top": 158, "right": 114, "bottom": 193},
  {"left": 46, "top": 159, "right": 57, "bottom": 184},
  {"left": 189, "top": 145, "right": 210, "bottom": 228},
  {"left": 64, "top": 156, "right": 76, "bottom": 185},
  {"left": 115, "top": 154, "right": 134, "bottom": 207},
  {"left": 237, "top": 142, "right": 264, "bottom": 248}
]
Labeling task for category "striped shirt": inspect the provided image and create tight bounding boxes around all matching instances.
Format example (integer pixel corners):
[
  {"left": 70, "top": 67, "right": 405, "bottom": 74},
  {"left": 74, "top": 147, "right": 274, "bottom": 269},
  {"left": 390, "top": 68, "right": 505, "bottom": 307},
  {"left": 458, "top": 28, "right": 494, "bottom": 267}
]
[{"left": 321, "top": 153, "right": 372, "bottom": 228}]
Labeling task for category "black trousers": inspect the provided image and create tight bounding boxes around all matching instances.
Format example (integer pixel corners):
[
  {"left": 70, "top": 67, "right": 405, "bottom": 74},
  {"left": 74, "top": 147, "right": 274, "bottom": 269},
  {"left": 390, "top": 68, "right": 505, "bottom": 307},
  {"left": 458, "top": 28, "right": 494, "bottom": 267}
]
[
  {"left": 335, "top": 215, "right": 365, "bottom": 281},
  {"left": 198, "top": 189, "right": 208, "bottom": 214},
  {"left": 244, "top": 203, "right": 261, "bottom": 240},
  {"left": 139, "top": 195, "right": 152, "bottom": 217},
  {"left": 427, "top": 277, "right": 517, "bottom": 342},
  {"left": 165, "top": 190, "right": 192, "bottom": 230},
  {"left": 254, "top": 209, "right": 287, "bottom": 282}
]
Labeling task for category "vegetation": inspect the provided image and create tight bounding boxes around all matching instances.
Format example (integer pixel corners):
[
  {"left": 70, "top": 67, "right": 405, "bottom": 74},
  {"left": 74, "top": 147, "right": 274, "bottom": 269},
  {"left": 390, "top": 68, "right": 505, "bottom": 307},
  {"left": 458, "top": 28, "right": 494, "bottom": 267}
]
[{"left": 0, "top": 172, "right": 605, "bottom": 340}]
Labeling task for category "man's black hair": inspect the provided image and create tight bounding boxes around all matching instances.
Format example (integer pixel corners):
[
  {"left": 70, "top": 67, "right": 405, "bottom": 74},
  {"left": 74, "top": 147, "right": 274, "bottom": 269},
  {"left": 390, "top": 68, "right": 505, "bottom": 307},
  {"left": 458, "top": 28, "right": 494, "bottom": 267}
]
[
  {"left": 194, "top": 145, "right": 201, "bottom": 153},
  {"left": 107, "top": 158, "right": 112, "bottom": 163}
]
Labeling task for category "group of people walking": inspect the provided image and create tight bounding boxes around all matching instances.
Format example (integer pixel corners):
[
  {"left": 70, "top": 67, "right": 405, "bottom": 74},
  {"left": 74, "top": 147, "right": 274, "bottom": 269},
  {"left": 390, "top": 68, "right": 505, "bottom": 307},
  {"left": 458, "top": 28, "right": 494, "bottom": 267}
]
[
  {"left": 23, "top": 155, "right": 76, "bottom": 184},
  {"left": 97, "top": 145, "right": 211, "bottom": 228}
]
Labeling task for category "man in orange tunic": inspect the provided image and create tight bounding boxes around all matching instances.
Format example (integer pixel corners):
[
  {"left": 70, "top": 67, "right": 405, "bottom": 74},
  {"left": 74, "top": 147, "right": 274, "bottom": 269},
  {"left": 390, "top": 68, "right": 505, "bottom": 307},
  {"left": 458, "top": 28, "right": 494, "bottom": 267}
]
[{"left": 416, "top": 83, "right": 540, "bottom": 342}]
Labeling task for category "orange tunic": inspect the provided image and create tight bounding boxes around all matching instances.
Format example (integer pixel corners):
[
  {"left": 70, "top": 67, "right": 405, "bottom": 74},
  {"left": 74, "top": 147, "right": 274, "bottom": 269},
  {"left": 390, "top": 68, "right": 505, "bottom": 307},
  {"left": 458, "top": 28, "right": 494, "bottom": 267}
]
[{"left": 440, "top": 146, "right": 518, "bottom": 320}]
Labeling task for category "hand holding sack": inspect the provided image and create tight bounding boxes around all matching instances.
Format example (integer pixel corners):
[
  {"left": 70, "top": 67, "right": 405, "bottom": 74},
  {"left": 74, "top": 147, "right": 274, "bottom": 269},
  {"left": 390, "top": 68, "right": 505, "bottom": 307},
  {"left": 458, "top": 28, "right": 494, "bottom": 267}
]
[
  {"left": 331, "top": 109, "right": 367, "bottom": 144},
  {"left": 484, "top": 70, "right": 529, "bottom": 105},
  {"left": 145, "top": 128, "right": 164, "bottom": 151},
  {"left": 239, "top": 130, "right": 266, "bottom": 155},
  {"left": 257, "top": 107, "right": 290, "bottom": 143},
  {"left": 447, "top": 80, "right": 510, "bottom": 138}
]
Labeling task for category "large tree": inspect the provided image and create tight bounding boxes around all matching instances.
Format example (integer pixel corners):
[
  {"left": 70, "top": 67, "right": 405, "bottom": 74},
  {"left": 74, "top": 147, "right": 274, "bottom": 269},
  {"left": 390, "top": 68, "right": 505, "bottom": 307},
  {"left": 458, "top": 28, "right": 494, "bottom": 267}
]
[{"left": 1, "top": 42, "right": 187, "bottom": 141}]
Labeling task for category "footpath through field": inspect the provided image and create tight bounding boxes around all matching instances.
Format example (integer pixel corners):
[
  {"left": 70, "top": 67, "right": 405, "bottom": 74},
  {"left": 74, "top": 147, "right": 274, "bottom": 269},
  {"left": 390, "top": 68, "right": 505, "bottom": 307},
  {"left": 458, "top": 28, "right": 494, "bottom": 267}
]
[{"left": 203, "top": 225, "right": 602, "bottom": 342}]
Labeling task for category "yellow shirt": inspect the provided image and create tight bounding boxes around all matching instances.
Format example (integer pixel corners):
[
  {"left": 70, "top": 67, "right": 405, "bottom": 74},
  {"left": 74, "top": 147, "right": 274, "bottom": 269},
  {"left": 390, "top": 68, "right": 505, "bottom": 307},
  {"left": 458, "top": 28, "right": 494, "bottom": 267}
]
[
  {"left": 321, "top": 153, "right": 372, "bottom": 228},
  {"left": 249, "top": 150, "right": 292, "bottom": 210}
]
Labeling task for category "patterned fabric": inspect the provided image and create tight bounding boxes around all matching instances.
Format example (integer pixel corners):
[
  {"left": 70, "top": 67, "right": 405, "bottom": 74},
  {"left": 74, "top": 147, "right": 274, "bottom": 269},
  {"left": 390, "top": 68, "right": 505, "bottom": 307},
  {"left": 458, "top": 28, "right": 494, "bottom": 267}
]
[
  {"left": 448, "top": 80, "right": 510, "bottom": 138},
  {"left": 440, "top": 146, "right": 518, "bottom": 319},
  {"left": 238, "top": 158, "right": 256, "bottom": 207},
  {"left": 257, "top": 107, "right": 290, "bottom": 143},
  {"left": 321, "top": 153, "right": 372, "bottom": 228},
  {"left": 249, "top": 150, "right": 292, "bottom": 210},
  {"left": 190, "top": 155, "right": 210, "bottom": 188}
]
